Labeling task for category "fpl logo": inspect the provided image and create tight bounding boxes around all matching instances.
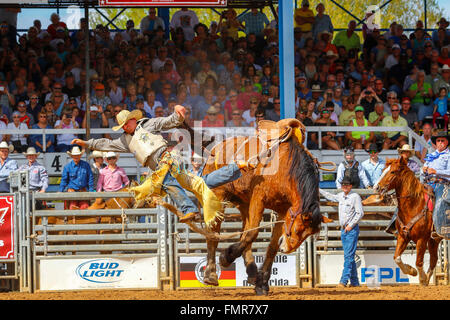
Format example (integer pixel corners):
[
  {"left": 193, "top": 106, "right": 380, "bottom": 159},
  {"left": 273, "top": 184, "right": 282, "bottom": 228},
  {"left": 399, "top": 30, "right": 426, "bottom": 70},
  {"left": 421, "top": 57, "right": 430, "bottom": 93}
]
[{"left": 365, "top": 5, "right": 381, "bottom": 31}]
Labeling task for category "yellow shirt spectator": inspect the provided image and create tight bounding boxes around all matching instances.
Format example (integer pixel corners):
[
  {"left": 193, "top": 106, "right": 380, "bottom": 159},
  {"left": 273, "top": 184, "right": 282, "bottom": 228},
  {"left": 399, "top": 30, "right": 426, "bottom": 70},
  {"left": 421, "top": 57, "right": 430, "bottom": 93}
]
[{"left": 294, "top": 7, "right": 315, "bottom": 32}]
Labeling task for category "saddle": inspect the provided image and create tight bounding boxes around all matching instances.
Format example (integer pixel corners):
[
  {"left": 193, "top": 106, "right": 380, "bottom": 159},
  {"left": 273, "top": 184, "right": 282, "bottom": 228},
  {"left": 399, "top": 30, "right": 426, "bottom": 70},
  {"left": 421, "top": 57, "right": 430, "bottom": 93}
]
[{"left": 257, "top": 119, "right": 306, "bottom": 144}]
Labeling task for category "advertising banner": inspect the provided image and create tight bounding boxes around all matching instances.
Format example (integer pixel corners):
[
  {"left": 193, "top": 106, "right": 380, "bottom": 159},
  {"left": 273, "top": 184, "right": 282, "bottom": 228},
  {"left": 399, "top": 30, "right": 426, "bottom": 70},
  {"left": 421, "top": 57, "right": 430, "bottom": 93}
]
[
  {"left": 0, "top": 195, "right": 15, "bottom": 260},
  {"left": 318, "top": 253, "right": 432, "bottom": 285},
  {"left": 39, "top": 257, "right": 159, "bottom": 290},
  {"left": 179, "top": 255, "right": 297, "bottom": 288}
]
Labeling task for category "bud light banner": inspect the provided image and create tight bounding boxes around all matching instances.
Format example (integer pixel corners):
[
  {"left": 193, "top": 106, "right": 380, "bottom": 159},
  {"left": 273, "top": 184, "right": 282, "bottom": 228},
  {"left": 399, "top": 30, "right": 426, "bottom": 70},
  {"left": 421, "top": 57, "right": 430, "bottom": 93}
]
[
  {"left": 0, "top": 195, "right": 15, "bottom": 260},
  {"left": 39, "top": 257, "right": 159, "bottom": 291}
]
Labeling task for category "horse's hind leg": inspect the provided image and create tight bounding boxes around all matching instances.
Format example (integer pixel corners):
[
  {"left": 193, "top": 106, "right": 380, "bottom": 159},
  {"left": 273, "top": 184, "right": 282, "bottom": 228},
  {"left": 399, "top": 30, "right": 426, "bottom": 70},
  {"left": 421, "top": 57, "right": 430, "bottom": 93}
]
[
  {"left": 394, "top": 235, "right": 418, "bottom": 276},
  {"left": 426, "top": 237, "right": 442, "bottom": 285},
  {"left": 239, "top": 204, "right": 258, "bottom": 286}
]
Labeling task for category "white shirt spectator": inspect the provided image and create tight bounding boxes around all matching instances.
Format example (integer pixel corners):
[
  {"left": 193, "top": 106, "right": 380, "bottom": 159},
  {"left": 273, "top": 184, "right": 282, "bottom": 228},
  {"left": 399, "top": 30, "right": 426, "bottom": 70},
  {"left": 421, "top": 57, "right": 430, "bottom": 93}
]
[
  {"left": 170, "top": 9, "right": 199, "bottom": 41},
  {"left": 7, "top": 121, "right": 28, "bottom": 145},
  {"left": 144, "top": 100, "right": 162, "bottom": 118}
]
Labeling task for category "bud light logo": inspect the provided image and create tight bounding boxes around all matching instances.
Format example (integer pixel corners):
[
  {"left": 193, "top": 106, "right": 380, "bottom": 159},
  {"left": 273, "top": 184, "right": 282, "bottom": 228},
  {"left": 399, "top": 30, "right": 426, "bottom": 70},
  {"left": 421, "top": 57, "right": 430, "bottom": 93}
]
[{"left": 76, "top": 259, "right": 125, "bottom": 283}]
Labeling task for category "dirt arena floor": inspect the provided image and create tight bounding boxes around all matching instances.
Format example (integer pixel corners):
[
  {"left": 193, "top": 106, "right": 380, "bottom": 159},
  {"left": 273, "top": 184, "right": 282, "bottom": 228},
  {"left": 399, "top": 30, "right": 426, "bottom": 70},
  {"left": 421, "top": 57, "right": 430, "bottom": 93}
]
[{"left": 0, "top": 284, "right": 448, "bottom": 300}]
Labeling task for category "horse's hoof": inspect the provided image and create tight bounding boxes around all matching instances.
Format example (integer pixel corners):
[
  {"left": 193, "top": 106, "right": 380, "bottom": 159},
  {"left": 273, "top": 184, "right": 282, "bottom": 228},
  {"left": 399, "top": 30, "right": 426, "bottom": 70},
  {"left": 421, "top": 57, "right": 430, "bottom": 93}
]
[
  {"left": 203, "top": 277, "right": 219, "bottom": 286},
  {"left": 247, "top": 277, "right": 256, "bottom": 286},
  {"left": 254, "top": 286, "right": 269, "bottom": 296},
  {"left": 219, "top": 251, "right": 231, "bottom": 268},
  {"left": 410, "top": 268, "right": 418, "bottom": 277}
]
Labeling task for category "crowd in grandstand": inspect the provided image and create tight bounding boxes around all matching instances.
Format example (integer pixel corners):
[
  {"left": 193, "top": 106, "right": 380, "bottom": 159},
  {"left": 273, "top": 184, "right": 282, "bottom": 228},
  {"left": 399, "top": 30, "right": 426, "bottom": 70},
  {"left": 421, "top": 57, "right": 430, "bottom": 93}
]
[{"left": 0, "top": 2, "right": 448, "bottom": 157}]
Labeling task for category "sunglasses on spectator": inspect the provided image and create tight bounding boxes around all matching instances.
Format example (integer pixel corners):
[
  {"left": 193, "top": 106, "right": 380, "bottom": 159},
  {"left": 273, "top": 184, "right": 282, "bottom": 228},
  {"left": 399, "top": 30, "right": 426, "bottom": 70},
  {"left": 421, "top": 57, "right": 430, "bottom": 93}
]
[
  {"left": 391, "top": 109, "right": 400, "bottom": 112},
  {"left": 31, "top": 97, "right": 38, "bottom": 100},
  {"left": 107, "top": 157, "right": 117, "bottom": 160},
  {"left": 232, "top": 113, "right": 240, "bottom": 116},
  {"left": 39, "top": 115, "right": 47, "bottom": 118}
]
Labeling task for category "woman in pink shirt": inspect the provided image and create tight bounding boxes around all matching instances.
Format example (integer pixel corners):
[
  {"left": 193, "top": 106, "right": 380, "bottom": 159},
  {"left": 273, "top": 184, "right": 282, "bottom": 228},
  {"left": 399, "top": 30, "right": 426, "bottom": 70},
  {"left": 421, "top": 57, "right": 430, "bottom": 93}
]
[{"left": 97, "top": 152, "right": 130, "bottom": 192}]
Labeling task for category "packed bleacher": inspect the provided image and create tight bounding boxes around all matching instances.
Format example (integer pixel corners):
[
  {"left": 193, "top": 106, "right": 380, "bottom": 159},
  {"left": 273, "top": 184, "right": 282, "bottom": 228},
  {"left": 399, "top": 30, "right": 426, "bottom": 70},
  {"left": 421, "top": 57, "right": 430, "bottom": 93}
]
[{"left": 0, "top": 3, "right": 448, "bottom": 160}]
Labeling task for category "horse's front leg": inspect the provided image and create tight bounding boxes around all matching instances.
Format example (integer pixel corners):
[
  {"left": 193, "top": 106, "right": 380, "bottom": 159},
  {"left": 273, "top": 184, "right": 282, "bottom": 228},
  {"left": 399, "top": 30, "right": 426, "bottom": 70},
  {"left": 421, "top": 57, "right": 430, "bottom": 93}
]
[
  {"left": 426, "top": 237, "right": 442, "bottom": 285},
  {"left": 394, "top": 234, "right": 418, "bottom": 277},
  {"left": 255, "top": 221, "right": 283, "bottom": 296},
  {"left": 203, "top": 221, "right": 223, "bottom": 286},
  {"left": 415, "top": 238, "right": 429, "bottom": 285},
  {"left": 219, "top": 200, "right": 264, "bottom": 268}
]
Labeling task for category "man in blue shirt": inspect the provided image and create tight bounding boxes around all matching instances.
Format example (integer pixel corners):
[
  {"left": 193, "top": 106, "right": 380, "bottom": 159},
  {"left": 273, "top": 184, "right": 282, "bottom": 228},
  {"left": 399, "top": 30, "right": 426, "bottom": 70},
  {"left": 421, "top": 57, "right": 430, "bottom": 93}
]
[
  {"left": 361, "top": 143, "right": 385, "bottom": 187},
  {"left": 59, "top": 146, "right": 94, "bottom": 210},
  {"left": 422, "top": 131, "right": 450, "bottom": 239},
  {"left": 237, "top": 8, "right": 269, "bottom": 38},
  {"left": 0, "top": 142, "right": 17, "bottom": 193},
  {"left": 19, "top": 147, "right": 48, "bottom": 209}
]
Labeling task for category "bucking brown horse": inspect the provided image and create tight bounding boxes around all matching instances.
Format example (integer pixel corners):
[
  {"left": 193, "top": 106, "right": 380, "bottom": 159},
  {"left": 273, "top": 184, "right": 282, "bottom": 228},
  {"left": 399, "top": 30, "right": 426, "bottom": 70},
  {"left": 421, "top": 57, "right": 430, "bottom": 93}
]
[
  {"left": 373, "top": 157, "right": 442, "bottom": 285},
  {"left": 201, "top": 119, "right": 332, "bottom": 295}
]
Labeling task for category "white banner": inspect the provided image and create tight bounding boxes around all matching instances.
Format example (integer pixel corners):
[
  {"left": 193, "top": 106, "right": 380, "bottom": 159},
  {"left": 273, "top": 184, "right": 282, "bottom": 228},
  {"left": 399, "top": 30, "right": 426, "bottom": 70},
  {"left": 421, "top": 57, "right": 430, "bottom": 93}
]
[
  {"left": 318, "top": 253, "right": 432, "bottom": 285},
  {"left": 39, "top": 257, "right": 159, "bottom": 291}
]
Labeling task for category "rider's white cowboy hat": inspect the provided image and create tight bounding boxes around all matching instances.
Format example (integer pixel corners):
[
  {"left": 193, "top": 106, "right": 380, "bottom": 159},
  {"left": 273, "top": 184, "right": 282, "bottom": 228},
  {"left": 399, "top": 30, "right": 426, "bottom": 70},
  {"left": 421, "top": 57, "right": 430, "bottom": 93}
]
[
  {"left": 88, "top": 150, "right": 104, "bottom": 160},
  {"left": 23, "top": 147, "right": 40, "bottom": 156},
  {"left": 67, "top": 146, "right": 85, "bottom": 156},
  {"left": 112, "top": 109, "right": 144, "bottom": 131},
  {"left": 397, "top": 144, "right": 414, "bottom": 156},
  {"left": 0, "top": 141, "right": 14, "bottom": 152}
]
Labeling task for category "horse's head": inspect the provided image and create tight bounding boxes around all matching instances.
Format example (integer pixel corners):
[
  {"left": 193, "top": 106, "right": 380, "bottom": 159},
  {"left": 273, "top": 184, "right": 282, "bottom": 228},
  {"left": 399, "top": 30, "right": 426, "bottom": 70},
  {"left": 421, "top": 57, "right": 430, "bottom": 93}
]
[
  {"left": 279, "top": 205, "right": 333, "bottom": 254},
  {"left": 373, "top": 157, "right": 407, "bottom": 196}
]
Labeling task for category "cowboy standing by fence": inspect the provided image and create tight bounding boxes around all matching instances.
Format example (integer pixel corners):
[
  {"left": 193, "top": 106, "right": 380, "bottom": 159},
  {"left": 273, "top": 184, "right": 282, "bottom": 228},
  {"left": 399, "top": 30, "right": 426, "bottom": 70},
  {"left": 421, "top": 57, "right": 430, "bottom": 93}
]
[
  {"left": 59, "top": 146, "right": 95, "bottom": 210},
  {"left": 71, "top": 106, "right": 254, "bottom": 227},
  {"left": 422, "top": 131, "right": 450, "bottom": 239},
  {"left": 0, "top": 142, "right": 17, "bottom": 193},
  {"left": 319, "top": 176, "right": 364, "bottom": 287},
  {"left": 18, "top": 147, "right": 48, "bottom": 210}
]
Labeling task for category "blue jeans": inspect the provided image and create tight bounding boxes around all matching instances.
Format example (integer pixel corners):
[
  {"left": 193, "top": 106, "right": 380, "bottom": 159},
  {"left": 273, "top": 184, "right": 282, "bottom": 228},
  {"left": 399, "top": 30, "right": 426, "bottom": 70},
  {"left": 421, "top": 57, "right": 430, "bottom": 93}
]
[
  {"left": 432, "top": 183, "right": 450, "bottom": 237},
  {"left": 414, "top": 103, "right": 434, "bottom": 121},
  {"left": 340, "top": 225, "right": 360, "bottom": 286}
]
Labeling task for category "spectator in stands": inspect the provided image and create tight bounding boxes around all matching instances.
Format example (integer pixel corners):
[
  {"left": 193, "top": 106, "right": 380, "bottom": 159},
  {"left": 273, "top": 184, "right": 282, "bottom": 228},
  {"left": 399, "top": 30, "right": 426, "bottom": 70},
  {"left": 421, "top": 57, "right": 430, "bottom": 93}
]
[
  {"left": 19, "top": 147, "right": 48, "bottom": 210},
  {"left": 29, "top": 111, "right": 55, "bottom": 152},
  {"left": 5, "top": 111, "right": 28, "bottom": 153},
  {"left": 312, "top": 3, "right": 333, "bottom": 42},
  {"left": 170, "top": 7, "right": 199, "bottom": 41},
  {"left": 357, "top": 86, "right": 382, "bottom": 119},
  {"left": 54, "top": 108, "right": 79, "bottom": 152},
  {"left": 107, "top": 78, "right": 125, "bottom": 106},
  {"left": 294, "top": 0, "right": 314, "bottom": 39},
  {"left": 26, "top": 92, "right": 42, "bottom": 121},
  {"left": 415, "top": 121, "right": 434, "bottom": 163},
  {"left": 46, "top": 13, "right": 67, "bottom": 39},
  {"left": 15, "top": 101, "right": 34, "bottom": 127},
  {"left": 202, "top": 105, "right": 224, "bottom": 128},
  {"left": 90, "top": 83, "right": 111, "bottom": 110},
  {"left": 265, "top": 97, "right": 281, "bottom": 122},
  {"left": 217, "top": 9, "right": 240, "bottom": 41},
  {"left": 381, "top": 103, "right": 409, "bottom": 150},
  {"left": 383, "top": 91, "right": 398, "bottom": 115},
  {"left": 433, "top": 64, "right": 450, "bottom": 95},
  {"left": 400, "top": 97, "right": 420, "bottom": 132},
  {"left": 242, "top": 97, "right": 258, "bottom": 127},
  {"left": 124, "top": 82, "right": 144, "bottom": 110},
  {"left": 59, "top": 146, "right": 94, "bottom": 210},
  {"left": 226, "top": 109, "right": 248, "bottom": 127},
  {"left": 0, "top": 141, "right": 16, "bottom": 192},
  {"left": 336, "top": 146, "right": 370, "bottom": 189},
  {"left": 154, "top": 106, "right": 166, "bottom": 118},
  {"left": 432, "top": 87, "right": 448, "bottom": 129},
  {"left": 361, "top": 143, "right": 385, "bottom": 188},
  {"left": 0, "top": 80, "right": 15, "bottom": 115},
  {"left": 238, "top": 8, "right": 269, "bottom": 38},
  {"left": 139, "top": 8, "right": 165, "bottom": 40},
  {"left": 194, "top": 87, "right": 215, "bottom": 121},
  {"left": 332, "top": 20, "right": 361, "bottom": 53},
  {"left": 314, "top": 107, "right": 340, "bottom": 150},
  {"left": 346, "top": 105, "right": 374, "bottom": 150},
  {"left": 408, "top": 70, "right": 433, "bottom": 121},
  {"left": 319, "top": 175, "right": 364, "bottom": 288},
  {"left": 82, "top": 105, "right": 109, "bottom": 140}
]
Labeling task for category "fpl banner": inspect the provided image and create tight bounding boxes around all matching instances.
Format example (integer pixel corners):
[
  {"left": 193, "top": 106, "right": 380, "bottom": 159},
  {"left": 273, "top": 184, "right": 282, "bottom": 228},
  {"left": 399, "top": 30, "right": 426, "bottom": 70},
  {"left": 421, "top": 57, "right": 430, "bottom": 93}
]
[
  {"left": 318, "top": 253, "right": 432, "bottom": 285},
  {"left": 0, "top": 195, "right": 15, "bottom": 260},
  {"left": 99, "top": 0, "right": 227, "bottom": 6},
  {"left": 179, "top": 255, "right": 297, "bottom": 288}
]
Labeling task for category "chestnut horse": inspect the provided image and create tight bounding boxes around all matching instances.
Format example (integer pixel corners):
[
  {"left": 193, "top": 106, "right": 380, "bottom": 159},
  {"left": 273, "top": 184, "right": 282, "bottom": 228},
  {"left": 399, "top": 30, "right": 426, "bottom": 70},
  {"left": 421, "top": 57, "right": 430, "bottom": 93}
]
[
  {"left": 373, "top": 157, "right": 442, "bottom": 285},
  {"left": 201, "top": 129, "right": 332, "bottom": 295}
]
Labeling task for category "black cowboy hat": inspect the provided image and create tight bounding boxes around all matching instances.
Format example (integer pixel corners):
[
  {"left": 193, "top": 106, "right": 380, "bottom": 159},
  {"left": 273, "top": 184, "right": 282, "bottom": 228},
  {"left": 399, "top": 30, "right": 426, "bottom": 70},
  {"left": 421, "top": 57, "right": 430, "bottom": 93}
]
[
  {"left": 365, "top": 143, "right": 382, "bottom": 153},
  {"left": 341, "top": 176, "right": 353, "bottom": 186},
  {"left": 431, "top": 131, "right": 450, "bottom": 144}
]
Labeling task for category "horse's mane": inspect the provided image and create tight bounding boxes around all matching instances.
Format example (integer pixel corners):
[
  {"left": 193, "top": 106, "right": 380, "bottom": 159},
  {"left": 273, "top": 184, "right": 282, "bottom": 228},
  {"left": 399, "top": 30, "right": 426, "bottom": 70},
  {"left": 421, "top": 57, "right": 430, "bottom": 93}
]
[
  {"left": 287, "top": 138, "right": 321, "bottom": 229},
  {"left": 386, "top": 158, "right": 424, "bottom": 200}
]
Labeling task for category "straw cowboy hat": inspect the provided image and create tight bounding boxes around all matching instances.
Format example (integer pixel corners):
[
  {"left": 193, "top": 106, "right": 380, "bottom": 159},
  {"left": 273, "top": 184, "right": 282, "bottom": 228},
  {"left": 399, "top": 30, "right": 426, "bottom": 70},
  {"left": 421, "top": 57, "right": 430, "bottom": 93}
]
[
  {"left": 206, "top": 105, "right": 219, "bottom": 114},
  {"left": 311, "top": 84, "right": 323, "bottom": 93},
  {"left": 88, "top": 150, "right": 104, "bottom": 160},
  {"left": 105, "top": 151, "right": 119, "bottom": 159},
  {"left": 23, "top": 147, "right": 40, "bottom": 156},
  {"left": 67, "top": 146, "right": 85, "bottom": 156},
  {"left": 397, "top": 144, "right": 414, "bottom": 156},
  {"left": 112, "top": 109, "right": 144, "bottom": 131},
  {"left": 0, "top": 141, "right": 14, "bottom": 152}
]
